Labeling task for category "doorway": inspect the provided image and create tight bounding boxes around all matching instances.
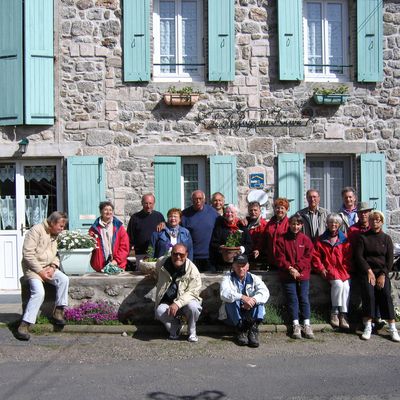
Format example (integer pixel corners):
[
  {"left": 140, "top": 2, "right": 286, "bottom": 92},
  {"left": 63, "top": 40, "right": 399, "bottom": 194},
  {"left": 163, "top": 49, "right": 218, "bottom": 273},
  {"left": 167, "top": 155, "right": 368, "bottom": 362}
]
[{"left": 0, "top": 160, "right": 62, "bottom": 290}]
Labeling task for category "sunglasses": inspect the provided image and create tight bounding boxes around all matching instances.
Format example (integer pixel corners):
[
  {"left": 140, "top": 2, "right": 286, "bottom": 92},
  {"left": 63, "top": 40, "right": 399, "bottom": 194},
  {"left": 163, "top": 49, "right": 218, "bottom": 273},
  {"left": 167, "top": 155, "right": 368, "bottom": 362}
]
[{"left": 172, "top": 252, "right": 186, "bottom": 257}]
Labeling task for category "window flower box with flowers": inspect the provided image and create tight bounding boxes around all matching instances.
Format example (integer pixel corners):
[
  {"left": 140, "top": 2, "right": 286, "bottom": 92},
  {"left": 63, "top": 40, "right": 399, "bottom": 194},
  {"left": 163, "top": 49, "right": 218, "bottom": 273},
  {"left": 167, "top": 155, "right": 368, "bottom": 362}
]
[
  {"left": 163, "top": 86, "right": 200, "bottom": 106},
  {"left": 57, "top": 230, "right": 97, "bottom": 276},
  {"left": 313, "top": 85, "right": 350, "bottom": 105}
]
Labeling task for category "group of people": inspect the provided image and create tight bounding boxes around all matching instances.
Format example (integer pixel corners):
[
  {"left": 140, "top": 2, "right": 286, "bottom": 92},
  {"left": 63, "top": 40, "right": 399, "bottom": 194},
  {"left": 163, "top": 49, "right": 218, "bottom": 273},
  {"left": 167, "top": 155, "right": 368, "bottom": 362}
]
[{"left": 16, "top": 187, "right": 400, "bottom": 347}]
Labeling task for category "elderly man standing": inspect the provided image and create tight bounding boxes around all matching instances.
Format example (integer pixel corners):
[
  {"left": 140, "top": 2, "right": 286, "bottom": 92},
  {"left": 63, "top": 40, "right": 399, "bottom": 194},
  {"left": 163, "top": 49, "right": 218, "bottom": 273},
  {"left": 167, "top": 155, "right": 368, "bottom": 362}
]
[
  {"left": 338, "top": 187, "right": 358, "bottom": 233},
  {"left": 298, "top": 189, "right": 329, "bottom": 241},
  {"left": 182, "top": 190, "right": 219, "bottom": 272},
  {"left": 155, "top": 244, "right": 202, "bottom": 342},
  {"left": 17, "top": 211, "right": 69, "bottom": 341},
  {"left": 219, "top": 254, "right": 270, "bottom": 347},
  {"left": 127, "top": 193, "right": 165, "bottom": 261}
]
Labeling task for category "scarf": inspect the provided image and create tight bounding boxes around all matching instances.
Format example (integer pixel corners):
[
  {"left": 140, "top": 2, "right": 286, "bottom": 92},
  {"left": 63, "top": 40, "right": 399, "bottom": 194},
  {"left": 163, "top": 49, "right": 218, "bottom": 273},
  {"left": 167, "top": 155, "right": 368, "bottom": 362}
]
[{"left": 224, "top": 218, "right": 239, "bottom": 233}]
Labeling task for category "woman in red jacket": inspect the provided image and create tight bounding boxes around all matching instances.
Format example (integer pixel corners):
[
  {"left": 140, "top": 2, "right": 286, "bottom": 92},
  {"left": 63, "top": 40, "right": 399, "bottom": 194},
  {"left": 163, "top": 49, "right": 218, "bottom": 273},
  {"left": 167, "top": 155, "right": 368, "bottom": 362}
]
[
  {"left": 89, "top": 201, "right": 130, "bottom": 272},
  {"left": 265, "top": 198, "right": 290, "bottom": 270},
  {"left": 312, "top": 213, "right": 352, "bottom": 330},
  {"left": 275, "top": 213, "right": 314, "bottom": 339}
]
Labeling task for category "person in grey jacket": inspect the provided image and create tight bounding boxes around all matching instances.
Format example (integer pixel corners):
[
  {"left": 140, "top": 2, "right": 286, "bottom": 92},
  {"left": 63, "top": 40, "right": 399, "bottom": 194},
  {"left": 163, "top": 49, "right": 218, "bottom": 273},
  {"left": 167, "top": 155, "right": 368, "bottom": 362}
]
[
  {"left": 154, "top": 244, "right": 202, "bottom": 342},
  {"left": 219, "top": 254, "right": 270, "bottom": 348},
  {"left": 297, "top": 189, "right": 329, "bottom": 241}
]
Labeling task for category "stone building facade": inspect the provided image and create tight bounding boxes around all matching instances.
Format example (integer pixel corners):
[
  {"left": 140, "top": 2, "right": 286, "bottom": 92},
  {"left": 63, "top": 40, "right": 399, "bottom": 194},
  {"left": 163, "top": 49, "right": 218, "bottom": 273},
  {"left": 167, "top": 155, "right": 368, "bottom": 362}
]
[{"left": 0, "top": 0, "right": 399, "bottom": 290}]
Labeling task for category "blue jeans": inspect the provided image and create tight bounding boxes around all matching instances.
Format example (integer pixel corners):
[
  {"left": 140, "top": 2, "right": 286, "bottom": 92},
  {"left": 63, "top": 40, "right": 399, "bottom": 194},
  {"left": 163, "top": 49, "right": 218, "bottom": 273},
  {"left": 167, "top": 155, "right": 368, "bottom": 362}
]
[
  {"left": 224, "top": 301, "right": 265, "bottom": 327},
  {"left": 282, "top": 280, "right": 310, "bottom": 322}
]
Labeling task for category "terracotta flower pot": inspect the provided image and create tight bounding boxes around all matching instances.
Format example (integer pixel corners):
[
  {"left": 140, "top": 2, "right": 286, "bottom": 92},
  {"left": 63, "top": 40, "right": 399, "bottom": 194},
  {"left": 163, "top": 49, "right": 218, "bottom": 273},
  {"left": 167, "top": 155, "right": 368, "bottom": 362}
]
[{"left": 220, "top": 246, "right": 241, "bottom": 263}]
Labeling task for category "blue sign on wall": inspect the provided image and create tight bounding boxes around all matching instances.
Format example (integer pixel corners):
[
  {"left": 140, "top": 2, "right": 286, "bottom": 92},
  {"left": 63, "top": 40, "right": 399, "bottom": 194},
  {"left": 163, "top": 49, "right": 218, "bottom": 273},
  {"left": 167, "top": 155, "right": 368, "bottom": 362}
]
[{"left": 249, "top": 173, "right": 264, "bottom": 189}]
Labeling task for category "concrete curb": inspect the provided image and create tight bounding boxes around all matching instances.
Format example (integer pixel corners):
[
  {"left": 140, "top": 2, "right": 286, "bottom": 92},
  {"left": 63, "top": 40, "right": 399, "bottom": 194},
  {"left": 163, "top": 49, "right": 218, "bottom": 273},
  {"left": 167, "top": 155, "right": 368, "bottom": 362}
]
[{"left": 0, "top": 321, "right": 335, "bottom": 335}]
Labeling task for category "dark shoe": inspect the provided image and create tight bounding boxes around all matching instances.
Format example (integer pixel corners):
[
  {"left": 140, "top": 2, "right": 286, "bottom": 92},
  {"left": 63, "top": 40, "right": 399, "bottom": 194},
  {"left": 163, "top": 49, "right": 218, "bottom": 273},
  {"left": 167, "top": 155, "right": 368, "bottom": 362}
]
[
  {"left": 248, "top": 323, "right": 260, "bottom": 348},
  {"left": 236, "top": 329, "right": 249, "bottom": 346},
  {"left": 53, "top": 307, "right": 66, "bottom": 326},
  {"left": 16, "top": 321, "right": 30, "bottom": 341}
]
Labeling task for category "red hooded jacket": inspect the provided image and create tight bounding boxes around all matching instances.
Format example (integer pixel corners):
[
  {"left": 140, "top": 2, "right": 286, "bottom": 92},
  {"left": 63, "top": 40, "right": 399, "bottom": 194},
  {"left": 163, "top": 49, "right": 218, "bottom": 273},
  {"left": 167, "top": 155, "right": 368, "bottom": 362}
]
[{"left": 265, "top": 216, "right": 289, "bottom": 268}]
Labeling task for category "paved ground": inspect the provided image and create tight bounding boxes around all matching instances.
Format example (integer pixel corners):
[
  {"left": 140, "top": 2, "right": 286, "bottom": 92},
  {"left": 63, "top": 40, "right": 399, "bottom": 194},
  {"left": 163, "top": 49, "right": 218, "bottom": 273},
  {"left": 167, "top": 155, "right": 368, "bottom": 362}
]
[{"left": 1, "top": 293, "right": 400, "bottom": 400}]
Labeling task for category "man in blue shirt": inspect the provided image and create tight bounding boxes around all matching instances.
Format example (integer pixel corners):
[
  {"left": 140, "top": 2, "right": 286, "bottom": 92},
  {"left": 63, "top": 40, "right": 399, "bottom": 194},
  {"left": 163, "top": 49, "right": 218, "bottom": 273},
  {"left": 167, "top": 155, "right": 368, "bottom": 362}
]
[{"left": 182, "top": 190, "right": 219, "bottom": 272}]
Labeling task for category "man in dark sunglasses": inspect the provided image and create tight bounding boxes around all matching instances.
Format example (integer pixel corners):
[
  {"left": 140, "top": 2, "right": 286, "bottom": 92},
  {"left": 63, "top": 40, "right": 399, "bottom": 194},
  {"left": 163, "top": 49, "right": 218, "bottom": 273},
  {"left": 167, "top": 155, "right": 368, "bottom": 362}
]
[{"left": 154, "top": 244, "right": 202, "bottom": 342}]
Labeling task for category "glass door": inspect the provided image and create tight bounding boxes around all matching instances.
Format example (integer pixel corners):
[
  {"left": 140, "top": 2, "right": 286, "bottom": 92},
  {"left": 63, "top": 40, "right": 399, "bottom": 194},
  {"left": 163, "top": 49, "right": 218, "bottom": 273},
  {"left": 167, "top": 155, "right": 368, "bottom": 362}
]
[{"left": 0, "top": 160, "right": 62, "bottom": 290}]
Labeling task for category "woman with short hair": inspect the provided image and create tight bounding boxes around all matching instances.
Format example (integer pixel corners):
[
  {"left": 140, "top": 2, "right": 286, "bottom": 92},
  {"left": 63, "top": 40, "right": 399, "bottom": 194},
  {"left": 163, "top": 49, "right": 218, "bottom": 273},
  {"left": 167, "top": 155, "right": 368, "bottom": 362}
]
[
  {"left": 355, "top": 211, "right": 400, "bottom": 342},
  {"left": 89, "top": 201, "right": 130, "bottom": 272},
  {"left": 312, "top": 213, "right": 352, "bottom": 329},
  {"left": 265, "top": 198, "right": 290, "bottom": 269},
  {"left": 151, "top": 208, "right": 193, "bottom": 260}
]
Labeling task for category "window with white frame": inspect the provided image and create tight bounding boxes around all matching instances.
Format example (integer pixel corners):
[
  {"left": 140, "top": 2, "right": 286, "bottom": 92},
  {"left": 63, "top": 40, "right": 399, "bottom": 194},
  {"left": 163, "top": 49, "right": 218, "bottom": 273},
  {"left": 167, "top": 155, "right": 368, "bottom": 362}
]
[
  {"left": 153, "top": 0, "right": 204, "bottom": 82},
  {"left": 303, "top": 0, "right": 349, "bottom": 82},
  {"left": 306, "top": 156, "right": 352, "bottom": 212},
  {"left": 181, "top": 157, "right": 206, "bottom": 209}
]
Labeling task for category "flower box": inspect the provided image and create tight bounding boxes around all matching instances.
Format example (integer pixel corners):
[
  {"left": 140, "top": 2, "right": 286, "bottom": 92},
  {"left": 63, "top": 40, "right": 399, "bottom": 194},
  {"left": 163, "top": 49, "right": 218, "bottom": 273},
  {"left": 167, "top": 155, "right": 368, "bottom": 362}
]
[
  {"left": 313, "top": 94, "right": 349, "bottom": 105},
  {"left": 59, "top": 249, "right": 94, "bottom": 275},
  {"left": 139, "top": 260, "right": 157, "bottom": 274},
  {"left": 163, "top": 93, "right": 199, "bottom": 106},
  {"left": 220, "top": 246, "right": 242, "bottom": 263}
]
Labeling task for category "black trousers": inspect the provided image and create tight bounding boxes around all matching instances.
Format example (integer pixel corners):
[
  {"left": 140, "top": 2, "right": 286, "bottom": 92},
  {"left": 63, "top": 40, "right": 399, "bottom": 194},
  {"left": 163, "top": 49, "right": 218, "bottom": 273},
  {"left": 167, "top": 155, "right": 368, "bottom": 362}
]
[{"left": 360, "top": 273, "right": 395, "bottom": 320}]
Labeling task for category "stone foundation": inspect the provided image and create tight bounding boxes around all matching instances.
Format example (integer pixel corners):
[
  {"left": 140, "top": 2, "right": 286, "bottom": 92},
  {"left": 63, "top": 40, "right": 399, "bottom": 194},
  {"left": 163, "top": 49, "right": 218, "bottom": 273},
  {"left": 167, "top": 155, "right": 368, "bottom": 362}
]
[{"left": 20, "top": 271, "right": 400, "bottom": 324}]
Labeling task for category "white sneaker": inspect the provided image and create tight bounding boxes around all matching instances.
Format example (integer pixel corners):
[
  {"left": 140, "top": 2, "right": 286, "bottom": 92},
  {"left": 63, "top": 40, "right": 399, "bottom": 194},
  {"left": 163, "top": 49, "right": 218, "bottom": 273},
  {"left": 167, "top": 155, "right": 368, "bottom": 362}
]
[
  {"left": 361, "top": 326, "right": 372, "bottom": 340},
  {"left": 188, "top": 334, "right": 198, "bottom": 343},
  {"left": 389, "top": 329, "right": 400, "bottom": 343}
]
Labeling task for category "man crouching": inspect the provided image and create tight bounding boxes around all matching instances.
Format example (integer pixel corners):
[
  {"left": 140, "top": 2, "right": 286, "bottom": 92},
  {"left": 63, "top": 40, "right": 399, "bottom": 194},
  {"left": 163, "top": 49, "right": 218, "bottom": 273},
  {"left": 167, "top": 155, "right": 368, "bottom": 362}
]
[
  {"left": 155, "top": 244, "right": 202, "bottom": 342},
  {"left": 219, "top": 254, "right": 270, "bottom": 347}
]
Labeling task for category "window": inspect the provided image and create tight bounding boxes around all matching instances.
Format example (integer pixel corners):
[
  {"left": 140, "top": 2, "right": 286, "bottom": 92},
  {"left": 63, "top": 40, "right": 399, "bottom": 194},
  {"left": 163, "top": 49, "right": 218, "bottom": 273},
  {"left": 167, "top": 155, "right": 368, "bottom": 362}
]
[
  {"left": 306, "top": 156, "right": 352, "bottom": 211},
  {"left": 181, "top": 157, "right": 206, "bottom": 208},
  {"left": 303, "top": 0, "right": 349, "bottom": 81},
  {"left": 153, "top": 0, "right": 204, "bottom": 82}
]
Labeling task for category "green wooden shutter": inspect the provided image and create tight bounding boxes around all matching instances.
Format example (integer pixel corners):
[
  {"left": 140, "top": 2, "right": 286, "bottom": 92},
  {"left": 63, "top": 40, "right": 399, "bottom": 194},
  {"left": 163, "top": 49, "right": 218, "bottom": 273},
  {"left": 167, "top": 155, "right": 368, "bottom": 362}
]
[
  {"left": 0, "top": 0, "right": 23, "bottom": 126},
  {"left": 123, "top": 0, "right": 150, "bottom": 82},
  {"left": 278, "top": 0, "right": 304, "bottom": 81},
  {"left": 67, "top": 156, "right": 106, "bottom": 231},
  {"left": 24, "top": 0, "right": 54, "bottom": 125},
  {"left": 357, "top": 0, "right": 383, "bottom": 82},
  {"left": 360, "top": 153, "right": 386, "bottom": 216},
  {"left": 154, "top": 156, "right": 181, "bottom": 219},
  {"left": 208, "top": 0, "right": 235, "bottom": 81},
  {"left": 209, "top": 155, "right": 237, "bottom": 205},
  {"left": 278, "top": 153, "right": 304, "bottom": 215}
]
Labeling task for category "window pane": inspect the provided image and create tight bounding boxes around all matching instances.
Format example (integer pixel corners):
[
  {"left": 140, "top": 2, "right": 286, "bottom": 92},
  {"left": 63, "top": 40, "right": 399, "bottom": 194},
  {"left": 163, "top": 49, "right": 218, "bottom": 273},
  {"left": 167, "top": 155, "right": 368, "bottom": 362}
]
[
  {"left": 24, "top": 166, "right": 57, "bottom": 228},
  {"left": 329, "top": 161, "right": 344, "bottom": 212},
  {"left": 309, "top": 160, "right": 325, "bottom": 207},
  {"left": 160, "top": 0, "right": 176, "bottom": 73},
  {"left": 183, "top": 164, "right": 198, "bottom": 209},
  {"left": 327, "top": 3, "right": 343, "bottom": 74},
  {"left": 182, "top": 0, "right": 198, "bottom": 73},
  {"left": 306, "top": 2, "right": 323, "bottom": 73},
  {"left": 0, "top": 164, "right": 16, "bottom": 230}
]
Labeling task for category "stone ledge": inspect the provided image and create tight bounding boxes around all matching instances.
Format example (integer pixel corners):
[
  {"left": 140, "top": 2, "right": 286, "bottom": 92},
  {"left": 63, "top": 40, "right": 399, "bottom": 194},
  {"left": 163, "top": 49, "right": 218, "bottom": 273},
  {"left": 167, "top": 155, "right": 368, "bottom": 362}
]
[{"left": 20, "top": 271, "right": 400, "bottom": 323}]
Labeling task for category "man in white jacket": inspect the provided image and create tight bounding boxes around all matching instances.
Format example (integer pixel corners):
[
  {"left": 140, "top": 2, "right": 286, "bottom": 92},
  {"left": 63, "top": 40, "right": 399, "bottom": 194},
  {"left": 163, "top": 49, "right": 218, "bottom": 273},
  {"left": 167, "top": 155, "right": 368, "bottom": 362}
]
[{"left": 219, "top": 254, "right": 270, "bottom": 347}]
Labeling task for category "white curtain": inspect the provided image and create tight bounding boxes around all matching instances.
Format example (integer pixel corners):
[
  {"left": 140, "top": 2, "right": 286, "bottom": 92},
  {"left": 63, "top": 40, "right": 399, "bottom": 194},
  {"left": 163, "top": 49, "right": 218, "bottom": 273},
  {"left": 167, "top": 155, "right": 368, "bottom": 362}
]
[
  {"left": 25, "top": 195, "right": 49, "bottom": 226},
  {"left": 0, "top": 196, "right": 16, "bottom": 230}
]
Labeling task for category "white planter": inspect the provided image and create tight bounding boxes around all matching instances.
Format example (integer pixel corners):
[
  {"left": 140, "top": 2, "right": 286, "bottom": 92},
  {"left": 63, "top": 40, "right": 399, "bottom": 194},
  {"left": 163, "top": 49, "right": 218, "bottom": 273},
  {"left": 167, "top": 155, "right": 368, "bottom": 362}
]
[
  {"left": 139, "top": 260, "right": 157, "bottom": 274},
  {"left": 59, "top": 249, "right": 94, "bottom": 275}
]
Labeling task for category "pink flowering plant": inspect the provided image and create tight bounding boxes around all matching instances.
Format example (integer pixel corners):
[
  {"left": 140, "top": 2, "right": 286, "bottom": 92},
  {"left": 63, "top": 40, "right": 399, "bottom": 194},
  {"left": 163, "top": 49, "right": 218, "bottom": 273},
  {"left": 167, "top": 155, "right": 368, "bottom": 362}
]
[{"left": 64, "top": 300, "right": 120, "bottom": 325}]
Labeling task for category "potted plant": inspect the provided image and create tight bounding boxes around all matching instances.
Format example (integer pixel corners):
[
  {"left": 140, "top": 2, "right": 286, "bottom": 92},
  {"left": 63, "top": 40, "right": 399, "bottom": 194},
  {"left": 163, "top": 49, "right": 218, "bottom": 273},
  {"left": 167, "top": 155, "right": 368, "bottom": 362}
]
[
  {"left": 57, "top": 230, "right": 97, "bottom": 275},
  {"left": 163, "top": 86, "right": 200, "bottom": 106},
  {"left": 313, "top": 85, "right": 350, "bottom": 105},
  {"left": 139, "top": 246, "right": 158, "bottom": 274},
  {"left": 220, "top": 231, "right": 242, "bottom": 263}
]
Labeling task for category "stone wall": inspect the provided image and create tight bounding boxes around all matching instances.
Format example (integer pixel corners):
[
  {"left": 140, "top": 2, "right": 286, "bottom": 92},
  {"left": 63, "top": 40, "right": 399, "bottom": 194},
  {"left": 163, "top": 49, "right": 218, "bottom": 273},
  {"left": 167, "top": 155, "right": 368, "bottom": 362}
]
[
  {"left": 1, "top": 1, "right": 400, "bottom": 239},
  {"left": 21, "top": 271, "right": 400, "bottom": 323}
]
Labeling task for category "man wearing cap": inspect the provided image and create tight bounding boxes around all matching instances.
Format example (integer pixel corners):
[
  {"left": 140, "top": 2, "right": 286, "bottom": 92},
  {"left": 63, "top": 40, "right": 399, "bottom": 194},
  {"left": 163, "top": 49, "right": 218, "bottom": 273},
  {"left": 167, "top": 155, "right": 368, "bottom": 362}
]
[
  {"left": 347, "top": 201, "right": 373, "bottom": 247},
  {"left": 219, "top": 254, "right": 270, "bottom": 347}
]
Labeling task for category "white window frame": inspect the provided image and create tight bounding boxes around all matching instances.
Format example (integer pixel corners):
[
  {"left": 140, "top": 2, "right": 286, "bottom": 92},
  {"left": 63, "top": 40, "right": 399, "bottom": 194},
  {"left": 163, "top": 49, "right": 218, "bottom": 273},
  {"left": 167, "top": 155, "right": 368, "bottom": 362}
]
[
  {"left": 303, "top": 0, "right": 349, "bottom": 82},
  {"left": 306, "top": 156, "right": 352, "bottom": 211},
  {"left": 181, "top": 157, "right": 206, "bottom": 209},
  {"left": 153, "top": 0, "right": 204, "bottom": 82}
]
